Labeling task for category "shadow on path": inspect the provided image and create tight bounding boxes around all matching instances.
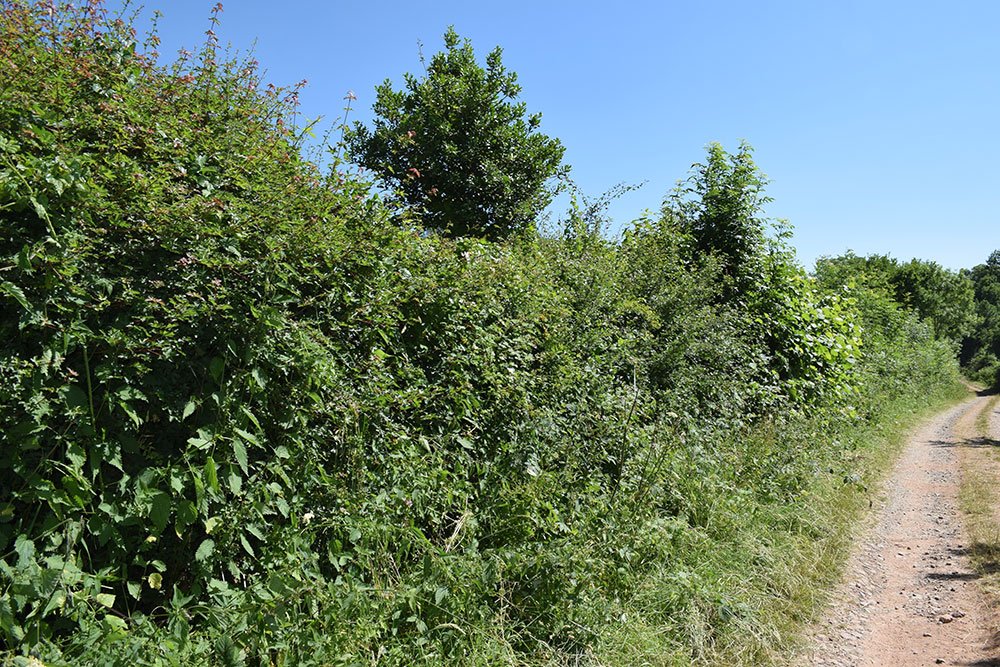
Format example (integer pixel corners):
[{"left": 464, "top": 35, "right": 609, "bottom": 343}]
[{"left": 929, "top": 437, "right": 1000, "bottom": 450}]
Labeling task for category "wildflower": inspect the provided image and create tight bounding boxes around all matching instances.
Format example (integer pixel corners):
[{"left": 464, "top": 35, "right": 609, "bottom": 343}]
[{"left": 302, "top": 512, "right": 315, "bottom": 524}]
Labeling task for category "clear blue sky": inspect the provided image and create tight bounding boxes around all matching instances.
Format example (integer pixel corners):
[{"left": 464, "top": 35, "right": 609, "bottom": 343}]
[{"left": 112, "top": 0, "right": 998, "bottom": 271}]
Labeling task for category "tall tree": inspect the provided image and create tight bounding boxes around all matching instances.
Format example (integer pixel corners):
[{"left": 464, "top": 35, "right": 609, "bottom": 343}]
[
  {"left": 347, "top": 27, "right": 567, "bottom": 241},
  {"left": 664, "top": 141, "right": 771, "bottom": 301}
]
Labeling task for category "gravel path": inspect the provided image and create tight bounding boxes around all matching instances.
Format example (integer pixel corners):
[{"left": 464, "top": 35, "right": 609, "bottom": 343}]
[{"left": 802, "top": 395, "right": 1000, "bottom": 666}]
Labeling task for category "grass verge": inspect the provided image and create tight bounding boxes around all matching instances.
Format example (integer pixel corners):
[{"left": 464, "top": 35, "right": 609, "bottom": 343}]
[
  {"left": 958, "top": 392, "right": 1000, "bottom": 613},
  {"left": 590, "top": 381, "right": 970, "bottom": 666}
]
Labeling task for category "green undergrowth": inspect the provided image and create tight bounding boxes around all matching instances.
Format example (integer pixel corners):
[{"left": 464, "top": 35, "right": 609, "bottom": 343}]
[
  {"left": 0, "top": 3, "right": 967, "bottom": 665},
  {"left": 592, "top": 382, "right": 969, "bottom": 667}
]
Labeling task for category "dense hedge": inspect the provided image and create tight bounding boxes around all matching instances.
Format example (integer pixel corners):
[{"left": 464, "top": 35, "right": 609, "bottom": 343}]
[{"left": 0, "top": 3, "right": 960, "bottom": 665}]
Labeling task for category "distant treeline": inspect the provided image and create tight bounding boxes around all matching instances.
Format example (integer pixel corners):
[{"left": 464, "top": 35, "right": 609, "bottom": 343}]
[{"left": 814, "top": 251, "right": 1000, "bottom": 389}]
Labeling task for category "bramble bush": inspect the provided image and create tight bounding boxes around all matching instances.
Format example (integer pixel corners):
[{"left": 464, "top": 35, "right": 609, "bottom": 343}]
[{"left": 0, "top": 3, "right": 963, "bottom": 665}]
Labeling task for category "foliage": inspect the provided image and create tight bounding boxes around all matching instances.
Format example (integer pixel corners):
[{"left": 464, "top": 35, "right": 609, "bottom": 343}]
[
  {"left": 0, "top": 3, "right": 966, "bottom": 666},
  {"left": 815, "top": 252, "right": 978, "bottom": 346},
  {"left": 665, "top": 141, "right": 771, "bottom": 302},
  {"left": 346, "top": 27, "right": 567, "bottom": 241},
  {"left": 892, "top": 259, "right": 978, "bottom": 343},
  {"left": 664, "top": 144, "right": 863, "bottom": 406},
  {"left": 963, "top": 250, "right": 1000, "bottom": 386}
]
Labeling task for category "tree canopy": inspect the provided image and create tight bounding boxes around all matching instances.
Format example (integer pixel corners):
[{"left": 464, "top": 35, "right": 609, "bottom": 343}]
[
  {"left": 347, "top": 27, "right": 567, "bottom": 241},
  {"left": 815, "top": 252, "right": 977, "bottom": 345}
]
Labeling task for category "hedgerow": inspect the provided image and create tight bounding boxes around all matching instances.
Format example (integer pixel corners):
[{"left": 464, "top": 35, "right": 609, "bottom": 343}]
[{"left": 0, "top": 3, "right": 962, "bottom": 665}]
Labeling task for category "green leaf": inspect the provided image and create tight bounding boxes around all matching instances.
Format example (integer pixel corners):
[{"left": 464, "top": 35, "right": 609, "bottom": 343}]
[
  {"left": 239, "top": 533, "right": 255, "bottom": 557},
  {"left": 175, "top": 500, "right": 197, "bottom": 537},
  {"left": 204, "top": 456, "right": 220, "bottom": 493},
  {"left": 208, "top": 356, "right": 225, "bottom": 382},
  {"left": 63, "top": 384, "right": 89, "bottom": 410},
  {"left": 29, "top": 196, "right": 47, "bottom": 221},
  {"left": 195, "top": 539, "right": 215, "bottom": 562},
  {"left": 95, "top": 593, "right": 116, "bottom": 608},
  {"left": 228, "top": 468, "right": 243, "bottom": 495},
  {"left": 182, "top": 400, "right": 197, "bottom": 420},
  {"left": 0, "top": 281, "right": 31, "bottom": 313},
  {"left": 234, "top": 427, "right": 259, "bottom": 446},
  {"left": 102, "top": 615, "right": 127, "bottom": 633},
  {"left": 14, "top": 534, "right": 35, "bottom": 567},
  {"left": 149, "top": 492, "right": 171, "bottom": 532},
  {"left": 15, "top": 245, "right": 32, "bottom": 271},
  {"left": 147, "top": 573, "right": 163, "bottom": 590},
  {"left": 169, "top": 468, "right": 185, "bottom": 494},
  {"left": 240, "top": 404, "right": 262, "bottom": 430},
  {"left": 232, "top": 440, "right": 249, "bottom": 474},
  {"left": 42, "top": 589, "right": 66, "bottom": 615}
]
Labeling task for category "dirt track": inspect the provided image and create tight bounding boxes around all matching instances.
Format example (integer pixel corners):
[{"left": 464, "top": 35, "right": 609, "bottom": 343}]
[{"left": 802, "top": 393, "right": 1000, "bottom": 666}]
